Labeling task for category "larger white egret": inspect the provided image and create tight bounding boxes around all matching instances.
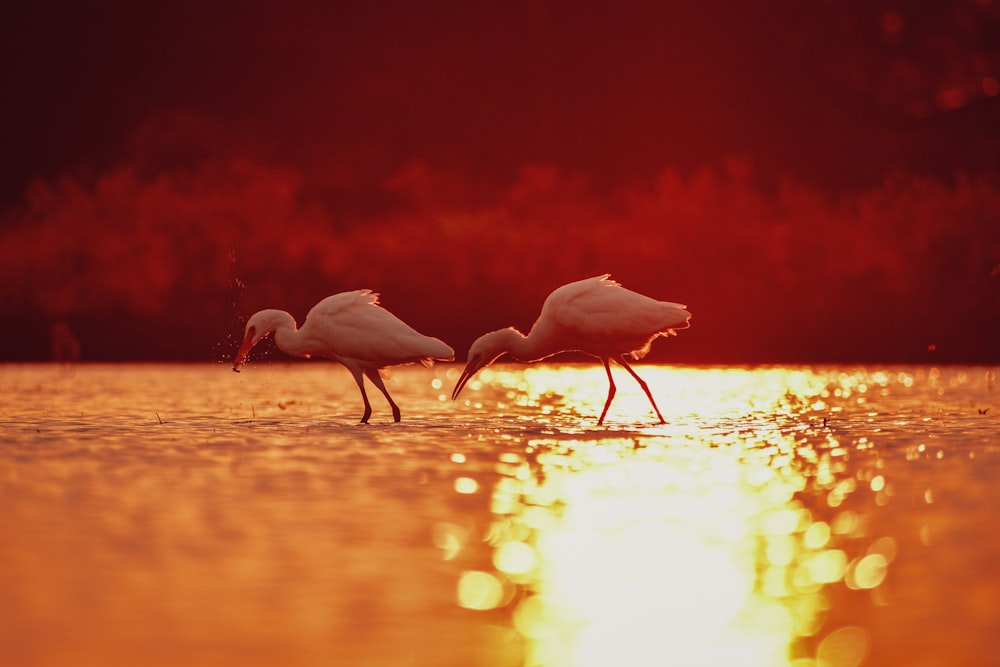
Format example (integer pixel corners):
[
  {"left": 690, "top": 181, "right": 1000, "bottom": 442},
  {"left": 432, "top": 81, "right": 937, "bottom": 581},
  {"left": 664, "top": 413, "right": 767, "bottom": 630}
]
[
  {"left": 233, "top": 290, "right": 454, "bottom": 423},
  {"left": 452, "top": 275, "right": 691, "bottom": 425}
]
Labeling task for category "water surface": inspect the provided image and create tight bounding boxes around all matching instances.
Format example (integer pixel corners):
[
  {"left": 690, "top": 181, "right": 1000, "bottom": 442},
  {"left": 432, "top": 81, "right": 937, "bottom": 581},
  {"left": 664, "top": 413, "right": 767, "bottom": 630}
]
[{"left": 1, "top": 363, "right": 998, "bottom": 667}]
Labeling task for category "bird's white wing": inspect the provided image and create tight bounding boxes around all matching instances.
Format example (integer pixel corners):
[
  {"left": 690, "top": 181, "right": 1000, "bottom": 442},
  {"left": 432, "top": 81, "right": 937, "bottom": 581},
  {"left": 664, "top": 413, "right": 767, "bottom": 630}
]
[
  {"left": 304, "top": 291, "right": 453, "bottom": 365},
  {"left": 546, "top": 276, "right": 689, "bottom": 345},
  {"left": 306, "top": 290, "right": 380, "bottom": 321}
]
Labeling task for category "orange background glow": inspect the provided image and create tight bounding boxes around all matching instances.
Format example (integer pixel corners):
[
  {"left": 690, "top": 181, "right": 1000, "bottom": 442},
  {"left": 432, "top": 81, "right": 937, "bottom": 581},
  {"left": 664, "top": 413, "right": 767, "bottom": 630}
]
[{"left": 2, "top": 1, "right": 998, "bottom": 362}]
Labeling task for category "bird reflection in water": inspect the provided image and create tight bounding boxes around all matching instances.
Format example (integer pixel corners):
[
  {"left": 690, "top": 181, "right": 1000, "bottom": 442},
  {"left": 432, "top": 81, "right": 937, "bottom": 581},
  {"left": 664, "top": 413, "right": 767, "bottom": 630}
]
[{"left": 450, "top": 368, "right": 890, "bottom": 667}]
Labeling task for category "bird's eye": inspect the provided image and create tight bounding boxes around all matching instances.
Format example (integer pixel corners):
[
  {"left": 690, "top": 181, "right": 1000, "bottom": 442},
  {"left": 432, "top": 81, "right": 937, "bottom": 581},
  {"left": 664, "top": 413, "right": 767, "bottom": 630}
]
[{"left": 248, "top": 326, "right": 256, "bottom": 336}]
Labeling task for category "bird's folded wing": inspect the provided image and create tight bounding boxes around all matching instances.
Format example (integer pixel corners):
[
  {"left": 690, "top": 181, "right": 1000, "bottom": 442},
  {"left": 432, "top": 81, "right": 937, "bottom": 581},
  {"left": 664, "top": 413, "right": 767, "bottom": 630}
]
[
  {"left": 306, "top": 290, "right": 379, "bottom": 321},
  {"left": 307, "top": 301, "right": 453, "bottom": 363},
  {"left": 553, "top": 286, "right": 688, "bottom": 343}
]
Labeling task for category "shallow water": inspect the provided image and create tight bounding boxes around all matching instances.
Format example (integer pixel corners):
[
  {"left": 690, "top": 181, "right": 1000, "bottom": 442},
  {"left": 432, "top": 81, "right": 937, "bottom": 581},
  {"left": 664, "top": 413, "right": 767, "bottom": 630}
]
[{"left": 1, "top": 362, "right": 998, "bottom": 667}]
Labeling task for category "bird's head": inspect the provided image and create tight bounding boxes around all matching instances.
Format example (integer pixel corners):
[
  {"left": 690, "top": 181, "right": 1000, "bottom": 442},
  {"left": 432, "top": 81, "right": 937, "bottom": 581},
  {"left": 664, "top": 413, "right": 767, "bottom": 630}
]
[
  {"left": 231, "top": 310, "right": 284, "bottom": 371},
  {"left": 451, "top": 328, "right": 520, "bottom": 400}
]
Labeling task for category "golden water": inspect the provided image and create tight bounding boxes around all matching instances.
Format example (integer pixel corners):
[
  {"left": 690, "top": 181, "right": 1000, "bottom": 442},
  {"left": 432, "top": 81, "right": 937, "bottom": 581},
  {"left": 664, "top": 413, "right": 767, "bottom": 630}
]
[{"left": 1, "top": 363, "right": 997, "bottom": 667}]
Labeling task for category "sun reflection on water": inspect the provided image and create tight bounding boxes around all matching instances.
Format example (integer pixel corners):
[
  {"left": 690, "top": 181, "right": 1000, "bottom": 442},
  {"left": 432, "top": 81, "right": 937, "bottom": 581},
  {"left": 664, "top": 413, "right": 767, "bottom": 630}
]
[
  {"left": 461, "top": 365, "right": 844, "bottom": 427},
  {"left": 2, "top": 363, "right": 996, "bottom": 667},
  {"left": 452, "top": 366, "right": 907, "bottom": 667}
]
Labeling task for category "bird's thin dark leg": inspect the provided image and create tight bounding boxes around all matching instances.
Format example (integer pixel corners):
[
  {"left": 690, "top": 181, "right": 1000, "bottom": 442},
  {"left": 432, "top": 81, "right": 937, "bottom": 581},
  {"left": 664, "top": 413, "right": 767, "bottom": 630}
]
[
  {"left": 351, "top": 369, "right": 373, "bottom": 423},
  {"left": 618, "top": 355, "right": 665, "bottom": 424},
  {"left": 364, "top": 369, "right": 402, "bottom": 423},
  {"left": 597, "top": 358, "right": 617, "bottom": 426}
]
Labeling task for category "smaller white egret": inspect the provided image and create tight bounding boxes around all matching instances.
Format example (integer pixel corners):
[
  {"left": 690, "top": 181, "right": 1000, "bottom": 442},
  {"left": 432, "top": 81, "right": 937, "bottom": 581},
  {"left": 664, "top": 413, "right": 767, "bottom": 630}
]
[
  {"left": 452, "top": 275, "right": 691, "bottom": 425},
  {"left": 233, "top": 290, "right": 454, "bottom": 423}
]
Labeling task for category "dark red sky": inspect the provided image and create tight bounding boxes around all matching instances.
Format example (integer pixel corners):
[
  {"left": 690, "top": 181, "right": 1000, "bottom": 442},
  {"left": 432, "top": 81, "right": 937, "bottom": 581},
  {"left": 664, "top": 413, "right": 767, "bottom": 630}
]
[
  {"left": 5, "top": 1, "right": 1000, "bottom": 200},
  {"left": 2, "top": 1, "right": 999, "bottom": 362}
]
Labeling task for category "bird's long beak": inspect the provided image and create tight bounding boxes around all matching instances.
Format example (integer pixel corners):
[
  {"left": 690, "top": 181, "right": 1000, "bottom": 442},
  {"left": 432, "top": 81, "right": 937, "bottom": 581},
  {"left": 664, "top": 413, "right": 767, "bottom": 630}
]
[
  {"left": 232, "top": 332, "right": 255, "bottom": 372},
  {"left": 451, "top": 362, "right": 480, "bottom": 401}
]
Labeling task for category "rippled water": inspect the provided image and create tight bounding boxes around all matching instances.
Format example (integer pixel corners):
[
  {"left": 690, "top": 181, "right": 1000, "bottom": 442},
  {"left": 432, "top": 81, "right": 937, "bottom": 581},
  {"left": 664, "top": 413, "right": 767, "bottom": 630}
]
[{"left": 1, "top": 362, "right": 998, "bottom": 667}]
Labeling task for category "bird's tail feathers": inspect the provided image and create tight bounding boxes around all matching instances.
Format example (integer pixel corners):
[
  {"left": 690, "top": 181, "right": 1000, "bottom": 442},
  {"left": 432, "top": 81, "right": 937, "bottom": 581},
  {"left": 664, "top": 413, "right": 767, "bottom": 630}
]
[
  {"left": 628, "top": 340, "right": 654, "bottom": 360},
  {"left": 422, "top": 338, "right": 456, "bottom": 363}
]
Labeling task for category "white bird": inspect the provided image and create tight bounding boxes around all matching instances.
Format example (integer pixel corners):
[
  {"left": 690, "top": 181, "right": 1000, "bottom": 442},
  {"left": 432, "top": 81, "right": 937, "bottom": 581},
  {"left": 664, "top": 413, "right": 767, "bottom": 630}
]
[
  {"left": 233, "top": 290, "right": 454, "bottom": 423},
  {"left": 452, "top": 275, "right": 691, "bottom": 425}
]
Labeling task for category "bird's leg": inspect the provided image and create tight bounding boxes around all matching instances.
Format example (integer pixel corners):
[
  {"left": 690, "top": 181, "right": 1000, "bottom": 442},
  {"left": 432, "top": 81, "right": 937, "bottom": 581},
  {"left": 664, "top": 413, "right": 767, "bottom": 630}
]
[
  {"left": 364, "top": 369, "right": 402, "bottom": 423},
  {"left": 618, "top": 355, "right": 665, "bottom": 424},
  {"left": 597, "top": 358, "right": 617, "bottom": 426},
  {"left": 350, "top": 369, "right": 373, "bottom": 424}
]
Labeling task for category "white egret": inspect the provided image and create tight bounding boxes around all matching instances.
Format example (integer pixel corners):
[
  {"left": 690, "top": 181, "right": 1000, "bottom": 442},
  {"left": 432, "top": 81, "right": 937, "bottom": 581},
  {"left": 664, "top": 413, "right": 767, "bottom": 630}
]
[
  {"left": 452, "top": 275, "right": 691, "bottom": 424},
  {"left": 233, "top": 290, "right": 454, "bottom": 423}
]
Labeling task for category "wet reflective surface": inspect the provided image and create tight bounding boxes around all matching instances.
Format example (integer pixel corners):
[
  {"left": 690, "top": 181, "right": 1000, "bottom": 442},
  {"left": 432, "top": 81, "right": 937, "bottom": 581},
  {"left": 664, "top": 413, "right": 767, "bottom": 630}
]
[{"left": 1, "top": 363, "right": 998, "bottom": 666}]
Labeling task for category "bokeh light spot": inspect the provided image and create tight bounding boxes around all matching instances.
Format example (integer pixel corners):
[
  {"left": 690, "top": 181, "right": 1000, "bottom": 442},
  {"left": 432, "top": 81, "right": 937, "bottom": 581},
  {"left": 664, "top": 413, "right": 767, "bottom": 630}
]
[
  {"left": 454, "top": 477, "right": 479, "bottom": 494},
  {"left": 457, "top": 570, "right": 504, "bottom": 610},
  {"left": 817, "top": 626, "right": 869, "bottom": 667},
  {"left": 803, "top": 549, "right": 847, "bottom": 585},
  {"left": 804, "top": 521, "right": 831, "bottom": 549},
  {"left": 850, "top": 554, "right": 888, "bottom": 590},
  {"left": 494, "top": 541, "right": 537, "bottom": 576},
  {"left": 432, "top": 522, "right": 467, "bottom": 561},
  {"left": 867, "top": 536, "right": 897, "bottom": 563}
]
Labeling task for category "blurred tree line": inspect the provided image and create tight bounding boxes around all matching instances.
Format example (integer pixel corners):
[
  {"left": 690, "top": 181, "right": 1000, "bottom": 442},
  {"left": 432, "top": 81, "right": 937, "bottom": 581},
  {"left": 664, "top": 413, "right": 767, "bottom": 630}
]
[{"left": 1, "top": 156, "right": 997, "bottom": 362}]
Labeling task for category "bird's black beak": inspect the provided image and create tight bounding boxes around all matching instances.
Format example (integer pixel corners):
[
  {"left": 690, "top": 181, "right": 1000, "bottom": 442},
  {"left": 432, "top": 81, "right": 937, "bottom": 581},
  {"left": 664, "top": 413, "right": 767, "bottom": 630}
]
[
  {"left": 452, "top": 362, "right": 479, "bottom": 400},
  {"left": 232, "top": 332, "right": 255, "bottom": 372}
]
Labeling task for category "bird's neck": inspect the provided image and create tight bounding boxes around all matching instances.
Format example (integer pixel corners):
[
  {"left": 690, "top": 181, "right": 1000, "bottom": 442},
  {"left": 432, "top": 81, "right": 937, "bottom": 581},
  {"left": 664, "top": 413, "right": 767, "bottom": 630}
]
[
  {"left": 271, "top": 312, "right": 310, "bottom": 358},
  {"left": 504, "top": 327, "right": 549, "bottom": 363}
]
